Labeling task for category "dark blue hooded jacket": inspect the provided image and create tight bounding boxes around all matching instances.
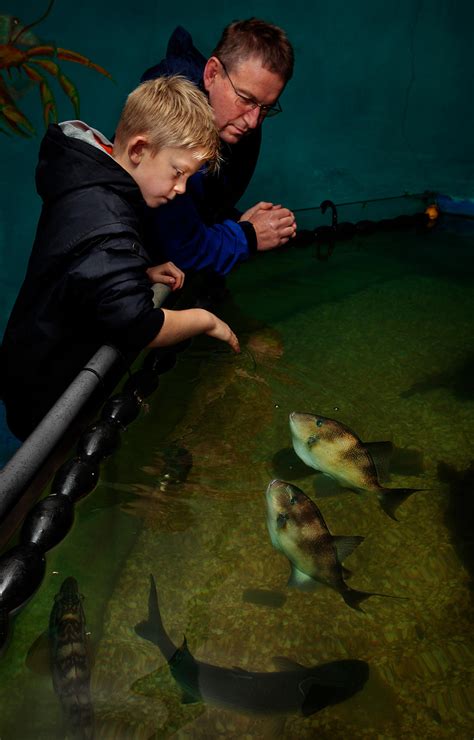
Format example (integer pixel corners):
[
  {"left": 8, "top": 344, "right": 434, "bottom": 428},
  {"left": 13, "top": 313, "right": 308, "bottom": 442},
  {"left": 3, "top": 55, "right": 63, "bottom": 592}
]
[
  {"left": 0, "top": 123, "right": 164, "bottom": 440},
  {"left": 140, "top": 26, "right": 260, "bottom": 276}
]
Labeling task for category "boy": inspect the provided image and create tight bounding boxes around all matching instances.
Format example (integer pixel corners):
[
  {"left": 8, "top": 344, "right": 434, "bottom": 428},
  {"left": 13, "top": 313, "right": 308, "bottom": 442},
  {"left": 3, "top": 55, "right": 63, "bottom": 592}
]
[{"left": 0, "top": 76, "right": 239, "bottom": 441}]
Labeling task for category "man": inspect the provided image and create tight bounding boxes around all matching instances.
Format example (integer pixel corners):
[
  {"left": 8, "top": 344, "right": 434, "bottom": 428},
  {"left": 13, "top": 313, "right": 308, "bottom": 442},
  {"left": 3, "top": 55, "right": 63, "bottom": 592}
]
[{"left": 141, "top": 18, "right": 296, "bottom": 277}]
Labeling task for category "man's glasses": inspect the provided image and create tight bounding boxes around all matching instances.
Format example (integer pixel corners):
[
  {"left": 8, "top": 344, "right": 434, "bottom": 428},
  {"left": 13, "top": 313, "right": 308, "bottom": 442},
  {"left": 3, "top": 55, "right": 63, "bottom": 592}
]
[{"left": 216, "top": 57, "right": 282, "bottom": 118}]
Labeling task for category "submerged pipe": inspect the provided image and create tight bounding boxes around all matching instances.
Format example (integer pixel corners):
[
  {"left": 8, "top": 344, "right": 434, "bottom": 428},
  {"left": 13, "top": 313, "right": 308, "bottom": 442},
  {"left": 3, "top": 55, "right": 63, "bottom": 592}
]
[
  {"left": 293, "top": 205, "right": 434, "bottom": 254},
  {"left": 316, "top": 200, "right": 338, "bottom": 260}
]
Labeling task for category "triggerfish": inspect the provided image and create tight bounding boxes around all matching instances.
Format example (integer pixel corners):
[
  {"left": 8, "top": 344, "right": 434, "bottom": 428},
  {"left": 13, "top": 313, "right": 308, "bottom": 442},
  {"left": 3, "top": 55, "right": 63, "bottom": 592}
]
[
  {"left": 134, "top": 574, "right": 369, "bottom": 716},
  {"left": 266, "top": 479, "right": 388, "bottom": 611},
  {"left": 290, "top": 412, "right": 420, "bottom": 520}
]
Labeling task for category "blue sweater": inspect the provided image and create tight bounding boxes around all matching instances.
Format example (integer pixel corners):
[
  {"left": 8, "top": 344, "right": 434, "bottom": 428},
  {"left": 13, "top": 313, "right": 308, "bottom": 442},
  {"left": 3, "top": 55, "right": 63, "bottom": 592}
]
[{"left": 141, "top": 27, "right": 260, "bottom": 276}]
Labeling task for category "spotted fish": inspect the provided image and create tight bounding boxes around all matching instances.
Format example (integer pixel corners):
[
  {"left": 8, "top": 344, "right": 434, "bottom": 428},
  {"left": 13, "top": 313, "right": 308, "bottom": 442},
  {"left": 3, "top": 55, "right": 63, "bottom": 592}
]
[
  {"left": 290, "top": 412, "right": 420, "bottom": 519},
  {"left": 48, "top": 577, "right": 94, "bottom": 739},
  {"left": 266, "top": 479, "right": 388, "bottom": 611}
]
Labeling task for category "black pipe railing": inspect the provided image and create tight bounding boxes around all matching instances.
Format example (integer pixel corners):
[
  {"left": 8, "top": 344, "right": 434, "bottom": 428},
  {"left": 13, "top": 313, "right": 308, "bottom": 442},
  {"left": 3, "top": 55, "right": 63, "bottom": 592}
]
[
  {"left": 292, "top": 198, "right": 437, "bottom": 258},
  {"left": 0, "top": 284, "right": 173, "bottom": 651},
  {"left": 0, "top": 284, "right": 170, "bottom": 525}
]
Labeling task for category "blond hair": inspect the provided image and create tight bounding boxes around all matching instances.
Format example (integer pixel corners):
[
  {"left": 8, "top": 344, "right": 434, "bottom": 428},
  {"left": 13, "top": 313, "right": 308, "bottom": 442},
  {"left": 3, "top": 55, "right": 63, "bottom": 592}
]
[{"left": 115, "top": 76, "right": 221, "bottom": 171}]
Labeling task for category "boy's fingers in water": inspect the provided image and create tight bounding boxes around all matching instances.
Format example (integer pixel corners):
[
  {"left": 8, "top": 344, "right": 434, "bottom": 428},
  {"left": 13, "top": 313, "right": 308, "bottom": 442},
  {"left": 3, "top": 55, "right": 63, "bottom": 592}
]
[{"left": 229, "top": 330, "right": 241, "bottom": 353}]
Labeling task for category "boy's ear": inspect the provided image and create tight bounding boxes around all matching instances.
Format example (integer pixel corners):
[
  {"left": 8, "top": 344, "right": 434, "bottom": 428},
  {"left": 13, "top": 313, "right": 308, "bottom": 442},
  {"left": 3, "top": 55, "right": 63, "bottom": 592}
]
[
  {"left": 203, "top": 57, "right": 220, "bottom": 92},
  {"left": 128, "top": 136, "right": 149, "bottom": 164}
]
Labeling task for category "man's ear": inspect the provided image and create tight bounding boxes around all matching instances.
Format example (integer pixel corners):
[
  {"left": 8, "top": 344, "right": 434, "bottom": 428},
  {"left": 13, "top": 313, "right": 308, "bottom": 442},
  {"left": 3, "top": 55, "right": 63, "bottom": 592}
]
[
  {"left": 203, "top": 57, "right": 220, "bottom": 92},
  {"left": 128, "top": 136, "right": 148, "bottom": 165}
]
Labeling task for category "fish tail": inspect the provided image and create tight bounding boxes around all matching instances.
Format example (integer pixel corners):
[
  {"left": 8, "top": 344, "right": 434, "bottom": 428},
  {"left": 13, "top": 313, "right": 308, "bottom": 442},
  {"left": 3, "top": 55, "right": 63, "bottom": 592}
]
[
  {"left": 134, "top": 575, "right": 177, "bottom": 661},
  {"left": 379, "top": 487, "right": 421, "bottom": 521},
  {"left": 62, "top": 700, "right": 95, "bottom": 739},
  {"left": 342, "top": 588, "right": 375, "bottom": 612}
]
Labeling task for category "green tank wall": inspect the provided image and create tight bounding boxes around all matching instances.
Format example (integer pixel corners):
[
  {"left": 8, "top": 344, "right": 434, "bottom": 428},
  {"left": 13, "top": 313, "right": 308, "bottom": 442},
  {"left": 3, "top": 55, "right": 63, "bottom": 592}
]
[{"left": 1, "top": 0, "right": 473, "bottom": 333}]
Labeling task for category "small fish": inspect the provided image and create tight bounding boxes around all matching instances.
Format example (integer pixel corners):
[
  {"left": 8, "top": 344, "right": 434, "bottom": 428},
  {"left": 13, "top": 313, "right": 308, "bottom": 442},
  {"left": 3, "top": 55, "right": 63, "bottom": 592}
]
[
  {"left": 290, "top": 412, "right": 420, "bottom": 520},
  {"left": 266, "top": 480, "right": 387, "bottom": 611},
  {"left": 134, "top": 575, "right": 369, "bottom": 715},
  {"left": 45, "top": 577, "right": 94, "bottom": 739}
]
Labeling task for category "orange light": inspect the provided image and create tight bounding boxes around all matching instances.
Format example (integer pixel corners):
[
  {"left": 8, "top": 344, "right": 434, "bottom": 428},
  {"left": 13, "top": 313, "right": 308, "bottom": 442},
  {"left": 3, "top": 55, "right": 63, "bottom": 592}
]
[{"left": 425, "top": 204, "right": 440, "bottom": 221}]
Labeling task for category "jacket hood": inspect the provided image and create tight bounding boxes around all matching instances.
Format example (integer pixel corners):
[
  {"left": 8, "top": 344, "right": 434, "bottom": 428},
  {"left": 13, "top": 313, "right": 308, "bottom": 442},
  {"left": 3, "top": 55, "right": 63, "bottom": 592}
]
[
  {"left": 140, "top": 26, "right": 206, "bottom": 88},
  {"left": 36, "top": 123, "right": 143, "bottom": 208}
]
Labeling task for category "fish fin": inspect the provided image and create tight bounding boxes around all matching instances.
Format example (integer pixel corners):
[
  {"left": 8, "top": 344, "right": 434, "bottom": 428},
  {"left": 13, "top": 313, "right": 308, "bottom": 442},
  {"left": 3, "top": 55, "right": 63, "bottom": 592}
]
[
  {"left": 342, "top": 588, "right": 375, "bottom": 612},
  {"left": 25, "top": 631, "right": 50, "bottom": 674},
  {"left": 363, "top": 441, "right": 393, "bottom": 483},
  {"left": 85, "top": 633, "right": 96, "bottom": 669},
  {"left": 379, "top": 488, "right": 423, "bottom": 521},
  {"left": 343, "top": 587, "right": 408, "bottom": 611},
  {"left": 135, "top": 575, "right": 179, "bottom": 662},
  {"left": 272, "top": 656, "right": 307, "bottom": 671},
  {"left": 332, "top": 535, "right": 364, "bottom": 562},
  {"left": 288, "top": 566, "right": 321, "bottom": 591}
]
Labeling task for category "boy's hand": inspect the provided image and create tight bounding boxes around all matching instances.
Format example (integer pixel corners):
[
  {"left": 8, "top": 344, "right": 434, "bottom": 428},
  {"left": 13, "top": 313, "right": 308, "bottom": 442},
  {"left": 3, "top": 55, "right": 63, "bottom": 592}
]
[
  {"left": 146, "top": 261, "right": 185, "bottom": 291},
  {"left": 207, "top": 314, "right": 240, "bottom": 354}
]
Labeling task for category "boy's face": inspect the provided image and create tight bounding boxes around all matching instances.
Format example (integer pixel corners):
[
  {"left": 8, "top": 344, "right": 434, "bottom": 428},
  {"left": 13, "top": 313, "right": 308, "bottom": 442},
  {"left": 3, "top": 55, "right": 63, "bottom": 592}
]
[{"left": 119, "top": 143, "right": 205, "bottom": 208}]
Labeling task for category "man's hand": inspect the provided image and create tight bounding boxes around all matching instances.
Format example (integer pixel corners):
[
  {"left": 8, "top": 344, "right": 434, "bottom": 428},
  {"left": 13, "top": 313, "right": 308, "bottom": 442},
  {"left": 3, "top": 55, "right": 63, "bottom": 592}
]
[
  {"left": 240, "top": 201, "right": 297, "bottom": 251},
  {"left": 146, "top": 261, "right": 185, "bottom": 291}
]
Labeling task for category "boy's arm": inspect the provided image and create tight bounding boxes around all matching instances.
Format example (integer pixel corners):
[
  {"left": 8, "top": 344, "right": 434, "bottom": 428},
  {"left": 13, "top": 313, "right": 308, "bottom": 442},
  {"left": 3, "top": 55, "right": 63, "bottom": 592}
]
[
  {"left": 150, "top": 308, "right": 240, "bottom": 353},
  {"left": 69, "top": 237, "right": 239, "bottom": 353}
]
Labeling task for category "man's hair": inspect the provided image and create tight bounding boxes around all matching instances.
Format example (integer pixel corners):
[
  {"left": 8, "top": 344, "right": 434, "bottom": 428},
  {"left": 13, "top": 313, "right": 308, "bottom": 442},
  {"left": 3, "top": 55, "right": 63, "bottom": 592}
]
[
  {"left": 114, "top": 76, "right": 221, "bottom": 169},
  {"left": 212, "top": 18, "right": 294, "bottom": 83}
]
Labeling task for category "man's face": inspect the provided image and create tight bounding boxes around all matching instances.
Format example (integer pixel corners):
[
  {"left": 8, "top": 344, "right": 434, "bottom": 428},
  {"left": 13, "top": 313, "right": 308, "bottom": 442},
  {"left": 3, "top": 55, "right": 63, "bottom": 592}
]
[{"left": 203, "top": 55, "right": 285, "bottom": 145}]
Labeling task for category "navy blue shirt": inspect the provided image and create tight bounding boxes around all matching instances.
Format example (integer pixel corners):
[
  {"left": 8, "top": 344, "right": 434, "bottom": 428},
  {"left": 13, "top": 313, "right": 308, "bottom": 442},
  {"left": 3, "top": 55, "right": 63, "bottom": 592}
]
[{"left": 141, "top": 27, "right": 260, "bottom": 276}]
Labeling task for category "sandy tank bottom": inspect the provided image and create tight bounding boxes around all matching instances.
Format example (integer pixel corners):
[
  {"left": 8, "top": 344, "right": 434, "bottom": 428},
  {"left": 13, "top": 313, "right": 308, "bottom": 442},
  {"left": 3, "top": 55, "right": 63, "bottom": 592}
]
[{"left": 90, "top": 240, "right": 474, "bottom": 739}]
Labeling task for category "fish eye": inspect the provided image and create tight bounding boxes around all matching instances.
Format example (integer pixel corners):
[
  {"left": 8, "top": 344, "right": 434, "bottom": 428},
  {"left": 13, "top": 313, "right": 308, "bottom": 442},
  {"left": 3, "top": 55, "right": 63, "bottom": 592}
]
[
  {"left": 289, "top": 496, "right": 298, "bottom": 505},
  {"left": 316, "top": 419, "right": 323, "bottom": 427}
]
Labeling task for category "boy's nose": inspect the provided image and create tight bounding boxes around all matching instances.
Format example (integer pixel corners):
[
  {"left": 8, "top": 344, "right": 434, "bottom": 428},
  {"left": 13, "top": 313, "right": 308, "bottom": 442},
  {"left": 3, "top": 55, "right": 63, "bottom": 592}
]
[{"left": 174, "top": 182, "right": 186, "bottom": 195}]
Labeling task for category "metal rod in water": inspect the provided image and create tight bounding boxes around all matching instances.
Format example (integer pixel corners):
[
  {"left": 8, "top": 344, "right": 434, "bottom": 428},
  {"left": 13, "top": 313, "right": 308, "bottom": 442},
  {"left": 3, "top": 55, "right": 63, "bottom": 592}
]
[{"left": 292, "top": 191, "right": 434, "bottom": 214}]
